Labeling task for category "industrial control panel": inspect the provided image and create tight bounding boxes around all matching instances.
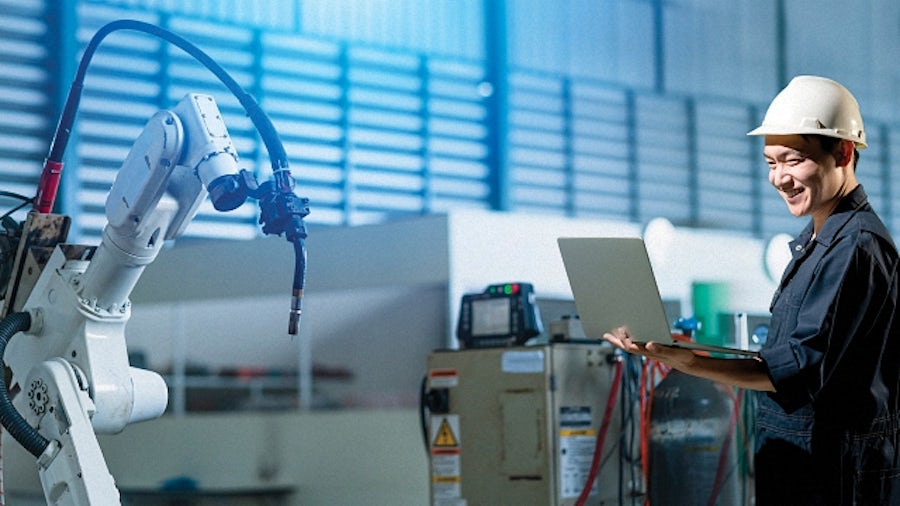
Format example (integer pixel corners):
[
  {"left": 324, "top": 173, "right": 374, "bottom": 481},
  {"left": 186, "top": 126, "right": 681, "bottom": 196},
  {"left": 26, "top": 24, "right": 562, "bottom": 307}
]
[
  {"left": 456, "top": 282, "right": 543, "bottom": 348},
  {"left": 424, "top": 343, "right": 624, "bottom": 505}
]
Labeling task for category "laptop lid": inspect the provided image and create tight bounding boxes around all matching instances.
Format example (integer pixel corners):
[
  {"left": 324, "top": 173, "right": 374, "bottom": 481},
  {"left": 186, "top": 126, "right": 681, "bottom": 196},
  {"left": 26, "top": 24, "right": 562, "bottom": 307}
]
[{"left": 557, "top": 237, "right": 757, "bottom": 356}]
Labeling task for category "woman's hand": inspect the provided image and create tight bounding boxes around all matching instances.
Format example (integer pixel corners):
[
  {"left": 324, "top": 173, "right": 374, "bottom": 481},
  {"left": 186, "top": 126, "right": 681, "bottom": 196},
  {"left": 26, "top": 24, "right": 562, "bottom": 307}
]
[
  {"left": 603, "top": 326, "right": 774, "bottom": 391},
  {"left": 602, "top": 326, "right": 698, "bottom": 370}
]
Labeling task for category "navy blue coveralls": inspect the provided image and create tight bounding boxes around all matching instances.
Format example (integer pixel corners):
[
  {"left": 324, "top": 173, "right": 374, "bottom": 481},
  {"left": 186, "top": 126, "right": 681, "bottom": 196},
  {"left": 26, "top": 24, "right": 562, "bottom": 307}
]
[{"left": 756, "top": 185, "right": 900, "bottom": 505}]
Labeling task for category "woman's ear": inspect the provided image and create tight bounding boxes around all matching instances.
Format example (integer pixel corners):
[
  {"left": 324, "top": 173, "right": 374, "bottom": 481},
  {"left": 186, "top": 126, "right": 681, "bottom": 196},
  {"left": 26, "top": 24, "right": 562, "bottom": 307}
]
[{"left": 836, "top": 139, "right": 855, "bottom": 167}]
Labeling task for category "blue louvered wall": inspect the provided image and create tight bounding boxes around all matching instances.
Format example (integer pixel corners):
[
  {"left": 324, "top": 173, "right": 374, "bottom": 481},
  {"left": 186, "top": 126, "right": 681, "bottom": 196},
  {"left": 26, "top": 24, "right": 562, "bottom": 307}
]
[{"left": 3, "top": 0, "right": 900, "bottom": 244}]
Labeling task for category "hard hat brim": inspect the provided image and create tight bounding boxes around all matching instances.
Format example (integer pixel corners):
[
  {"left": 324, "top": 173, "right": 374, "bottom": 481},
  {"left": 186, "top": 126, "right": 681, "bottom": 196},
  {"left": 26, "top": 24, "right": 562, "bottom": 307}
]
[{"left": 746, "top": 125, "right": 867, "bottom": 149}]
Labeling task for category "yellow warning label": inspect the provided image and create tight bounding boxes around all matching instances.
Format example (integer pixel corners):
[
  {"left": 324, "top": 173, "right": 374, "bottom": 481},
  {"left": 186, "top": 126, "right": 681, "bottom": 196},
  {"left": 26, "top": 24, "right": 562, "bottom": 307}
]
[
  {"left": 433, "top": 418, "right": 459, "bottom": 447},
  {"left": 560, "top": 428, "right": 596, "bottom": 437},
  {"left": 433, "top": 476, "right": 462, "bottom": 484}
]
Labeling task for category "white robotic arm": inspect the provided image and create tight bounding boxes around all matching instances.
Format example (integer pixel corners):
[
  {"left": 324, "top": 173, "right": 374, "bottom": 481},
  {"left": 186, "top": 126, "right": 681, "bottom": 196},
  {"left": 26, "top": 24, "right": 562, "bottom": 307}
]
[
  {"left": 2, "top": 93, "right": 247, "bottom": 504},
  {"left": 82, "top": 93, "right": 241, "bottom": 313}
]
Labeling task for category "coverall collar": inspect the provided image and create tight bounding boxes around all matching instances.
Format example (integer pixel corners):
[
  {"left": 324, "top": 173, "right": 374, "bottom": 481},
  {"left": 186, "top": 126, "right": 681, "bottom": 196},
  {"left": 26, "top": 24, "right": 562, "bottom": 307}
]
[{"left": 789, "top": 184, "right": 867, "bottom": 256}]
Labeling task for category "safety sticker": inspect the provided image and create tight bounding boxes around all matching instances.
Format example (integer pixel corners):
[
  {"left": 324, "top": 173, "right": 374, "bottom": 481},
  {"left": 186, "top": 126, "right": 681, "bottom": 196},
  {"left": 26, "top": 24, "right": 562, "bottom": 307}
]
[
  {"left": 559, "top": 432, "right": 598, "bottom": 498},
  {"left": 431, "top": 415, "right": 463, "bottom": 503},
  {"left": 429, "top": 368, "right": 459, "bottom": 388},
  {"left": 433, "top": 416, "right": 460, "bottom": 447},
  {"left": 559, "top": 406, "right": 598, "bottom": 499}
]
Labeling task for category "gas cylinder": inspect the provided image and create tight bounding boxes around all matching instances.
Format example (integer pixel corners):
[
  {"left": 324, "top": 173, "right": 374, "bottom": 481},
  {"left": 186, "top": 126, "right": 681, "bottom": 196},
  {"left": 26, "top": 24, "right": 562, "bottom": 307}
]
[{"left": 648, "top": 369, "right": 740, "bottom": 505}]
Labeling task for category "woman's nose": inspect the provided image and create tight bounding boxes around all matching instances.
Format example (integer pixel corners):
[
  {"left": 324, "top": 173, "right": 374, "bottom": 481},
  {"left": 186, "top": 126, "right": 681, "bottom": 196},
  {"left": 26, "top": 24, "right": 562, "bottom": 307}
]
[{"left": 770, "top": 164, "right": 791, "bottom": 187}]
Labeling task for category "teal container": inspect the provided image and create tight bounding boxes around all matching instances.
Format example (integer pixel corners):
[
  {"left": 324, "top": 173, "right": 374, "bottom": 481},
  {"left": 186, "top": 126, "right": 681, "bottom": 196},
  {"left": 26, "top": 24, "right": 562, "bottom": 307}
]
[{"left": 692, "top": 282, "right": 730, "bottom": 346}]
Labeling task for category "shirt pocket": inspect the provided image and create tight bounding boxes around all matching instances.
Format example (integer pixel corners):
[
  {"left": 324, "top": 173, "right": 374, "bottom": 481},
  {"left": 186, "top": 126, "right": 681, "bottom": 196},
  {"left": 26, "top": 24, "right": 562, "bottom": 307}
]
[{"left": 769, "top": 283, "right": 804, "bottom": 341}]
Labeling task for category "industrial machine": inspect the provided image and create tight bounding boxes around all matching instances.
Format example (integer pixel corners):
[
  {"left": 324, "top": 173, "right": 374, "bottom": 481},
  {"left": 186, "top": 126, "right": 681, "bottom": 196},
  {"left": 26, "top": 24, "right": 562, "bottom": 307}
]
[
  {"left": 0, "top": 20, "right": 308, "bottom": 504},
  {"left": 423, "top": 343, "right": 624, "bottom": 505}
]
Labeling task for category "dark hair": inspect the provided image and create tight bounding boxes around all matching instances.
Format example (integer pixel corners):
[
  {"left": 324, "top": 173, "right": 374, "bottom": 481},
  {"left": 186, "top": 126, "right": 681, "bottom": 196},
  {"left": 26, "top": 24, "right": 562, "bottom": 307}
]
[{"left": 804, "top": 134, "right": 860, "bottom": 168}]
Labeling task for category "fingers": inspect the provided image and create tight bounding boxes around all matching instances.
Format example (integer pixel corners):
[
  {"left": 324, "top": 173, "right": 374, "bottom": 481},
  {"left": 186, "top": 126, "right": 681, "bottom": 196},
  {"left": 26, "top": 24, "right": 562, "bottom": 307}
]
[
  {"left": 603, "top": 326, "right": 671, "bottom": 359},
  {"left": 603, "top": 326, "right": 629, "bottom": 342},
  {"left": 602, "top": 326, "right": 626, "bottom": 347},
  {"left": 603, "top": 326, "right": 645, "bottom": 354}
]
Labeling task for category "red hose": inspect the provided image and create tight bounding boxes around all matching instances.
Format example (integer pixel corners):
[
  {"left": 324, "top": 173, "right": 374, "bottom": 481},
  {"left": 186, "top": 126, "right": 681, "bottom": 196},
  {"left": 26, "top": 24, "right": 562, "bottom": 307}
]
[
  {"left": 706, "top": 389, "right": 743, "bottom": 506},
  {"left": 34, "top": 160, "right": 64, "bottom": 213},
  {"left": 576, "top": 358, "right": 624, "bottom": 506}
]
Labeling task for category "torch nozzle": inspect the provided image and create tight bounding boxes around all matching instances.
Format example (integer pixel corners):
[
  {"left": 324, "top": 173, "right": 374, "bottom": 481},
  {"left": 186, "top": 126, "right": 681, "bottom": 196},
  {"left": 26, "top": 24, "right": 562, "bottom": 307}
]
[{"left": 288, "top": 291, "right": 303, "bottom": 335}]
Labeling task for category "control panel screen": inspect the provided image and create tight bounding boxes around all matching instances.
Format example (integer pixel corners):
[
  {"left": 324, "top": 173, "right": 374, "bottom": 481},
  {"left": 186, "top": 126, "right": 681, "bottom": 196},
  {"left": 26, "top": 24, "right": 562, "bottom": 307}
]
[{"left": 471, "top": 298, "right": 511, "bottom": 336}]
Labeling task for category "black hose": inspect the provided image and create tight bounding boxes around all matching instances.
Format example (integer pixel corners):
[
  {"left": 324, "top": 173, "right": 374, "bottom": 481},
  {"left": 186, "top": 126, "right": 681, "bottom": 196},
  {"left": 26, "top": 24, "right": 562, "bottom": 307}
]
[
  {"left": 54, "top": 20, "right": 307, "bottom": 336},
  {"left": 0, "top": 311, "right": 49, "bottom": 458},
  {"left": 293, "top": 237, "right": 306, "bottom": 293},
  {"left": 419, "top": 375, "right": 430, "bottom": 454},
  {"left": 46, "top": 19, "right": 289, "bottom": 176}
]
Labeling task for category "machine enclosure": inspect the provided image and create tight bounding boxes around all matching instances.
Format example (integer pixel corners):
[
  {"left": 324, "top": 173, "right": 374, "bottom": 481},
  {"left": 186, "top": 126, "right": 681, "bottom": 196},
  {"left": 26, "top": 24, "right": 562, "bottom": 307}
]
[{"left": 426, "top": 344, "right": 622, "bottom": 505}]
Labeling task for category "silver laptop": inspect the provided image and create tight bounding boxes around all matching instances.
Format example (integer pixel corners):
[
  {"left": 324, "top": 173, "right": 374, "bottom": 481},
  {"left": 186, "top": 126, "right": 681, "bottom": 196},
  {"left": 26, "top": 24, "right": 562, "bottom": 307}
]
[{"left": 557, "top": 237, "right": 758, "bottom": 357}]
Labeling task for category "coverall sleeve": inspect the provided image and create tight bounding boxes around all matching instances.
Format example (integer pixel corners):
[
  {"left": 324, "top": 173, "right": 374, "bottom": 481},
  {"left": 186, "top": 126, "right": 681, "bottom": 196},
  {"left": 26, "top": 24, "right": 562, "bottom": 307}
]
[{"left": 760, "top": 233, "right": 891, "bottom": 413}]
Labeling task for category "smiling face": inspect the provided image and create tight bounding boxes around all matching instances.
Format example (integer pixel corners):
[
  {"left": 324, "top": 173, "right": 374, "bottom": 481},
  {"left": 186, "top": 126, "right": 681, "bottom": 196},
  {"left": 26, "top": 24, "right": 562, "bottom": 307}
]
[{"left": 764, "top": 134, "right": 858, "bottom": 233}]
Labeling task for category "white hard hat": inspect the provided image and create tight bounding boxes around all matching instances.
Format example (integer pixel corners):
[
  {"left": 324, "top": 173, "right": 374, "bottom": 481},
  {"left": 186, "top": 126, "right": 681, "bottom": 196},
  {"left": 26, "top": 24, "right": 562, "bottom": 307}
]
[{"left": 747, "top": 75, "right": 866, "bottom": 149}]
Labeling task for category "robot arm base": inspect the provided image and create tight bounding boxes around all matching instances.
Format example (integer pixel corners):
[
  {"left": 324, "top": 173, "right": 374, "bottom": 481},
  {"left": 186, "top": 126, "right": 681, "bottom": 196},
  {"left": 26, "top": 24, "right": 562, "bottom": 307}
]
[{"left": 28, "top": 359, "right": 121, "bottom": 505}]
